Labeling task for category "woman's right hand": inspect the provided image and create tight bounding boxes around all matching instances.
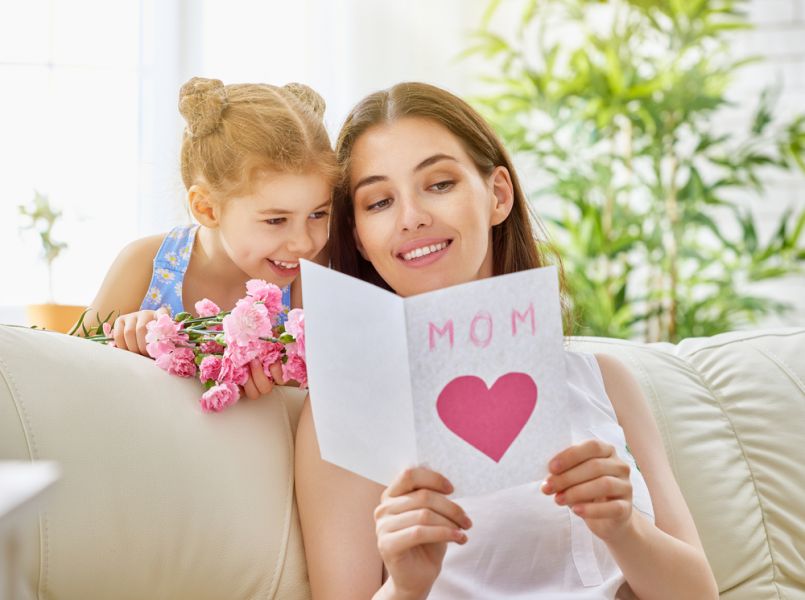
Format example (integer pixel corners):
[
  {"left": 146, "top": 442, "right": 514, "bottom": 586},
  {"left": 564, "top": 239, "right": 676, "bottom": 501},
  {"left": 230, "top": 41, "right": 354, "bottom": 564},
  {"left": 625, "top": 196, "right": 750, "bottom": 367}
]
[
  {"left": 110, "top": 309, "right": 161, "bottom": 355},
  {"left": 374, "top": 467, "right": 471, "bottom": 599}
]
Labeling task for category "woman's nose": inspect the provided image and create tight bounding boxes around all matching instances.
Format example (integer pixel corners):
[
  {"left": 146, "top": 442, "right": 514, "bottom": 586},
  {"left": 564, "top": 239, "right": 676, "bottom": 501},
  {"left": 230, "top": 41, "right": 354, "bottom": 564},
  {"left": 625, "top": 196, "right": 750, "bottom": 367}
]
[{"left": 397, "top": 193, "right": 432, "bottom": 231}]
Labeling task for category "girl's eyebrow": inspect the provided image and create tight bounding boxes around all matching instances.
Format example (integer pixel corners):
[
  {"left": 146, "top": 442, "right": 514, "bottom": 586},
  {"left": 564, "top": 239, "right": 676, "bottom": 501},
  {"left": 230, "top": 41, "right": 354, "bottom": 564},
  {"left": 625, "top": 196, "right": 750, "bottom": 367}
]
[
  {"left": 352, "top": 153, "right": 458, "bottom": 195},
  {"left": 258, "top": 200, "right": 331, "bottom": 215}
]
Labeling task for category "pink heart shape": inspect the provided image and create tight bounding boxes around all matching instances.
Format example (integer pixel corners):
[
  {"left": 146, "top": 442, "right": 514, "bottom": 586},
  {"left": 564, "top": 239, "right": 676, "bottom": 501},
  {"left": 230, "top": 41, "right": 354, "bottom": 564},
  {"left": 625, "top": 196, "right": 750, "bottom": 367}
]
[{"left": 436, "top": 372, "right": 538, "bottom": 463}]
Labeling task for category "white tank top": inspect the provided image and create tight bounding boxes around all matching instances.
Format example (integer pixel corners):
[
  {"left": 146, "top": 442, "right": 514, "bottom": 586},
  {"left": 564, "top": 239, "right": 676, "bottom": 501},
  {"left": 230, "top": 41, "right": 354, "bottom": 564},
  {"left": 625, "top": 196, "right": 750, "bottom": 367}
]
[{"left": 429, "top": 351, "right": 655, "bottom": 599}]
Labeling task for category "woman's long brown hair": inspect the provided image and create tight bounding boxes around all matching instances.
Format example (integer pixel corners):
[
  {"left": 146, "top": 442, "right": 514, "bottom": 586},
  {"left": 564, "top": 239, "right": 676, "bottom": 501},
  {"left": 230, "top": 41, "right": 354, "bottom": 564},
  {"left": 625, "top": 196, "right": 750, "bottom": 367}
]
[{"left": 330, "top": 82, "right": 571, "bottom": 330}]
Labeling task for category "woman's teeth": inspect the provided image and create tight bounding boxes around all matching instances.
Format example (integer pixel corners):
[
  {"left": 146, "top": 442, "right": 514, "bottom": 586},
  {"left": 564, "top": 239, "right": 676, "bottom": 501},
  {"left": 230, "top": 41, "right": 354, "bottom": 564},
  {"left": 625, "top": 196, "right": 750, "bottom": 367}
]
[
  {"left": 271, "top": 259, "right": 299, "bottom": 269},
  {"left": 401, "top": 242, "right": 448, "bottom": 262}
]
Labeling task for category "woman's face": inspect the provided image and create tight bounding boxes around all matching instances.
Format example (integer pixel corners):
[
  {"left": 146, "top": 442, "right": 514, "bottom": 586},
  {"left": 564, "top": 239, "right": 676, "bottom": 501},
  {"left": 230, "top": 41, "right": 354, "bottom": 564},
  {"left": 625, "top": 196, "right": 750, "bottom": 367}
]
[{"left": 349, "top": 117, "right": 513, "bottom": 297}]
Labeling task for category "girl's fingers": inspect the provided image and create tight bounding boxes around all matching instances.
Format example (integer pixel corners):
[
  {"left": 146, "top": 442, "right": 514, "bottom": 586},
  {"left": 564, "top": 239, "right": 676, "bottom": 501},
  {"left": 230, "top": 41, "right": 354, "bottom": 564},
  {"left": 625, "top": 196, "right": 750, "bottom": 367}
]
[
  {"left": 249, "top": 360, "right": 274, "bottom": 395},
  {"left": 543, "top": 457, "right": 630, "bottom": 495},
  {"left": 378, "top": 488, "right": 471, "bottom": 530},
  {"left": 553, "top": 476, "right": 632, "bottom": 507},
  {"left": 571, "top": 499, "right": 632, "bottom": 521},
  {"left": 378, "top": 524, "right": 467, "bottom": 557},
  {"left": 135, "top": 312, "right": 153, "bottom": 356},
  {"left": 113, "top": 316, "right": 127, "bottom": 350},
  {"left": 548, "top": 439, "right": 615, "bottom": 476},
  {"left": 268, "top": 361, "right": 284, "bottom": 385},
  {"left": 384, "top": 467, "right": 453, "bottom": 500},
  {"left": 242, "top": 376, "right": 260, "bottom": 400}
]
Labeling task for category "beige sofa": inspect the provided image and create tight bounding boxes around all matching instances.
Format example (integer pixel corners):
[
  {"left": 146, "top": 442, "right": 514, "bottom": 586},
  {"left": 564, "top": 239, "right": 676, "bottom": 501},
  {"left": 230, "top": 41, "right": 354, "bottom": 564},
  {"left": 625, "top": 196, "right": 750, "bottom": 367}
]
[{"left": 1, "top": 324, "right": 803, "bottom": 599}]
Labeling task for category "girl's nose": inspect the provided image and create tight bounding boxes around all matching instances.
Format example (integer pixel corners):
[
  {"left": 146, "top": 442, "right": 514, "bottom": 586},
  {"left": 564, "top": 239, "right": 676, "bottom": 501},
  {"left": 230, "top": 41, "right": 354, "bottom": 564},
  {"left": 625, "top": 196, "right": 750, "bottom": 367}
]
[{"left": 288, "top": 225, "right": 314, "bottom": 255}]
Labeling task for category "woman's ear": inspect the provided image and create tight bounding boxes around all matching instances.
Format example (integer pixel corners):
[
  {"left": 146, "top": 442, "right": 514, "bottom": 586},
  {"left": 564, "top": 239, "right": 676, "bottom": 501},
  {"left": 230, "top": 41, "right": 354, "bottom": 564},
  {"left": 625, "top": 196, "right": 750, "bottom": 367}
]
[
  {"left": 489, "top": 166, "right": 515, "bottom": 226},
  {"left": 188, "top": 185, "right": 219, "bottom": 228},
  {"left": 352, "top": 227, "right": 369, "bottom": 260}
]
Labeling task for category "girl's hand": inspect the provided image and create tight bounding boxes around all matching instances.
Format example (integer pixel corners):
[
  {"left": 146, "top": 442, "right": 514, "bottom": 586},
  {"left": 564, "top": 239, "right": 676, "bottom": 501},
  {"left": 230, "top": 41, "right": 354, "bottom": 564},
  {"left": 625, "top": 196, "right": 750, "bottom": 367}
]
[
  {"left": 375, "top": 467, "right": 471, "bottom": 599},
  {"left": 241, "top": 360, "right": 284, "bottom": 400},
  {"left": 111, "top": 308, "right": 164, "bottom": 356},
  {"left": 541, "top": 439, "right": 634, "bottom": 542}
]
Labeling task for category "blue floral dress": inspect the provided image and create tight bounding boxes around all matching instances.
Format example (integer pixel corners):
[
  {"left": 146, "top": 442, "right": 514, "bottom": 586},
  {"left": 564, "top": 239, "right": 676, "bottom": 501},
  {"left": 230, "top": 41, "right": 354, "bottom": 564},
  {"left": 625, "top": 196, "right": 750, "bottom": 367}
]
[{"left": 140, "top": 225, "right": 291, "bottom": 318}]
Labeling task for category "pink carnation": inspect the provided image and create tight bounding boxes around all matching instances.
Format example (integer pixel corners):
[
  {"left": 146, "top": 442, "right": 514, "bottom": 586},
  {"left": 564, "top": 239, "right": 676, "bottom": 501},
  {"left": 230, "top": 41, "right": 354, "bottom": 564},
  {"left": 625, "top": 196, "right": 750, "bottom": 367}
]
[
  {"left": 145, "top": 313, "right": 188, "bottom": 358},
  {"left": 218, "top": 356, "right": 249, "bottom": 386},
  {"left": 246, "top": 279, "right": 284, "bottom": 320},
  {"left": 102, "top": 322, "right": 116, "bottom": 348},
  {"left": 199, "top": 340, "right": 225, "bottom": 355},
  {"left": 223, "top": 297, "right": 272, "bottom": 346},
  {"left": 195, "top": 298, "right": 221, "bottom": 318},
  {"left": 257, "top": 341, "right": 283, "bottom": 373},
  {"left": 282, "top": 352, "right": 307, "bottom": 388},
  {"left": 285, "top": 308, "right": 305, "bottom": 359},
  {"left": 155, "top": 347, "right": 197, "bottom": 378},
  {"left": 199, "top": 355, "right": 222, "bottom": 383},
  {"left": 200, "top": 382, "right": 240, "bottom": 413}
]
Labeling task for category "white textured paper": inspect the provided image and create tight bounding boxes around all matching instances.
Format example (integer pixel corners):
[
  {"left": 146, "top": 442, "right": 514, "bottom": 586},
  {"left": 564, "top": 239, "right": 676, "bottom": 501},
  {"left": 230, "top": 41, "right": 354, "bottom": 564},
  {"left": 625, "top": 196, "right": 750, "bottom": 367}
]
[{"left": 301, "top": 261, "right": 570, "bottom": 497}]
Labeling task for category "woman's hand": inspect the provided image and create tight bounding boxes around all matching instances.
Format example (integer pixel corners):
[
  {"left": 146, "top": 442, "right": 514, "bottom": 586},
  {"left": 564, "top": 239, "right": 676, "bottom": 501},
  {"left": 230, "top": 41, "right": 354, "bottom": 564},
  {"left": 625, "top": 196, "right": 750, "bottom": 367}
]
[
  {"left": 375, "top": 467, "right": 471, "bottom": 600},
  {"left": 110, "top": 308, "right": 162, "bottom": 355},
  {"left": 541, "top": 439, "right": 634, "bottom": 542},
  {"left": 241, "top": 360, "right": 284, "bottom": 400}
]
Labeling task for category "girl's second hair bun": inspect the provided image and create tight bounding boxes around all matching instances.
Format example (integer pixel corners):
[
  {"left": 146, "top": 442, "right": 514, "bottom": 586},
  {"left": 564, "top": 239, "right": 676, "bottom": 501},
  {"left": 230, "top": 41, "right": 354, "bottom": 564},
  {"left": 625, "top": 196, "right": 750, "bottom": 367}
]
[
  {"left": 282, "top": 82, "right": 326, "bottom": 120},
  {"left": 179, "top": 77, "right": 228, "bottom": 138}
]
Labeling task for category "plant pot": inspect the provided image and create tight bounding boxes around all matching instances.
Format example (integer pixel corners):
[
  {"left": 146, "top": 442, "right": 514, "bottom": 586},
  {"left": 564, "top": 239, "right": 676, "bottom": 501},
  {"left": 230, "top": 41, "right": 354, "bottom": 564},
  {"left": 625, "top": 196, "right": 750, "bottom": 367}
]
[{"left": 25, "top": 304, "right": 87, "bottom": 334}]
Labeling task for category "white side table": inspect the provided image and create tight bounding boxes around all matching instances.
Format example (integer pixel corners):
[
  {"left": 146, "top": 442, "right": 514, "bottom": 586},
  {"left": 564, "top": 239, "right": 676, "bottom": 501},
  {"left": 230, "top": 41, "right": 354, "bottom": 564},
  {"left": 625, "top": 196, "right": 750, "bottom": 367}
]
[{"left": 0, "top": 462, "right": 60, "bottom": 600}]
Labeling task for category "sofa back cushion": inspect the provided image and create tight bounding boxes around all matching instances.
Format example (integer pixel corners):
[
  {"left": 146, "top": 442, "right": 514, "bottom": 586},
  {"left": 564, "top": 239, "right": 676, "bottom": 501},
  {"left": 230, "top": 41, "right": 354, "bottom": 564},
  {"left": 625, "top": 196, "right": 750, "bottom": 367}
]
[
  {"left": 570, "top": 329, "right": 805, "bottom": 599},
  {"left": 0, "top": 325, "right": 310, "bottom": 600}
]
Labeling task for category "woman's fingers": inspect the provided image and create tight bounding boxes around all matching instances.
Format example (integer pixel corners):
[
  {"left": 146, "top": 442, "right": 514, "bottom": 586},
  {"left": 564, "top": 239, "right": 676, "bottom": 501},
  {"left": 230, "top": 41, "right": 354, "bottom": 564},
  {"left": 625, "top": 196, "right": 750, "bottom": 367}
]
[
  {"left": 378, "top": 524, "right": 467, "bottom": 557},
  {"left": 377, "top": 488, "right": 471, "bottom": 530},
  {"left": 376, "top": 506, "right": 466, "bottom": 536},
  {"left": 384, "top": 467, "right": 453, "bottom": 499},
  {"left": 543, "top": 456, "right": 630, "bottom": 496},
  {"left": 548, "top": 439, "right": 615, "bottom": 476},
  {"left": 553, "top": 476, "right": 632, "bottom": 507}
]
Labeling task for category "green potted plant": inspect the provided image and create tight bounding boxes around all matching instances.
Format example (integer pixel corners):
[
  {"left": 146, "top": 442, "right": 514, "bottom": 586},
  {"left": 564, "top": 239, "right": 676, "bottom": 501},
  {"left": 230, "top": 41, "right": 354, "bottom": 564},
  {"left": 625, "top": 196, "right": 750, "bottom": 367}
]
[
  {"left": 18, "top": 190, "right": 85, "bottom": 332},
  {"left": 463, "top": 0, "right": 805, "bottom": 342}
]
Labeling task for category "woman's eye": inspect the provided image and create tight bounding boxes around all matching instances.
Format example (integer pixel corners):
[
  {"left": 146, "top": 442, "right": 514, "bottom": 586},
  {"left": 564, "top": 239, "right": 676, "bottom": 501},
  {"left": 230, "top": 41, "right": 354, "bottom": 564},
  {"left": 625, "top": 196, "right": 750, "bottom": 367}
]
[
  {"left": 309, "top": 210, "right": 329, "bottom": 220},
  {"left": 264, "top": 217, "right": 286, "bottom": 225},
  {"left": 367, "top": 198, "right": 392, "bottom": 211},
  {"left": 430, "top": 180, "right": 455, "bottom": 192}
]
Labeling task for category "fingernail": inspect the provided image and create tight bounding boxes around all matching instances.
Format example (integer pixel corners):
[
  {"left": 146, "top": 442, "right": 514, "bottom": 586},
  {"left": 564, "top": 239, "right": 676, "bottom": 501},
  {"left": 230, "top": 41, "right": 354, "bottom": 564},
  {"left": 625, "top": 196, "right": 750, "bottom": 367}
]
[
  {"left": 572, "top": 505, "right": 584, "bottom": 516},
  {"left": 455, "top": 530, "right": 468, "bottom": 543},
  {"left": 462, "top": 516, "right": 473, "bottom": 529},
  {"left": 555, "top": 492, "right": 565, "bottom": 505},
  {"left": 549, "top": 459, "right": 560, "bottom": 472},
  {"left": 541, "top": 480, "right": 554, "bottom": 494},
  {"left": 443, "top": 480, "right": 454, "bottom": 494}
]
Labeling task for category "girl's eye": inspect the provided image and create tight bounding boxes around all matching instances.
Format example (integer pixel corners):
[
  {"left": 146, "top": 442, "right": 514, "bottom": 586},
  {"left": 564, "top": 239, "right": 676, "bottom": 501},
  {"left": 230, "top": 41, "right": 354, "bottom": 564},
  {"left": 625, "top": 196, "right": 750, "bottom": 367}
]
[
  {"left": 309, "top": 210, "right": 329, "bottom": 220},
  {"left": 264, "top": 217, "right": 286, "bottom": 225},
  {"left": 430, "top": 180, "right": 454, "bottom": 192},
  {"left": 367, "top": 198, "right": 392, "bottom": 211}
]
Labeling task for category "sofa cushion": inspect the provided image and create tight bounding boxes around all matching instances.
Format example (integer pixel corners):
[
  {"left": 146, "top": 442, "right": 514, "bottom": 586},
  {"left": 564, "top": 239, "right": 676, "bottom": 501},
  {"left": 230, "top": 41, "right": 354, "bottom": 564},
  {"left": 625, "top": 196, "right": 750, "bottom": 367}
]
[
  {"left": 569, "top": 329, "right": 805, "bottom": 600},
  {"left": 0, "top": 325, "right": 310, "bottom": 600}
]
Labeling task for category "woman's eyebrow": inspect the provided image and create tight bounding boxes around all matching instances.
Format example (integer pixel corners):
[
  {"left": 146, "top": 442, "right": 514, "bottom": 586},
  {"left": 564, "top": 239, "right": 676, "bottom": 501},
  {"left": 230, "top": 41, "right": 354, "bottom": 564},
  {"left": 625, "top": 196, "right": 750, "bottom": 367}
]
[{"left": 353, "top": 154, "right": 458, "bottom": 195}]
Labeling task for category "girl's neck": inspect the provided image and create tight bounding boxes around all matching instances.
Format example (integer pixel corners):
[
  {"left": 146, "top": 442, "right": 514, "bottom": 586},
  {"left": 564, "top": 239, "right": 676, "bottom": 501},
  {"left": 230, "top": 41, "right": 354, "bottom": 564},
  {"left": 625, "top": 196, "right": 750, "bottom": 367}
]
[{"left": 192, "top": 225, "right": 252, "bottom": 291}]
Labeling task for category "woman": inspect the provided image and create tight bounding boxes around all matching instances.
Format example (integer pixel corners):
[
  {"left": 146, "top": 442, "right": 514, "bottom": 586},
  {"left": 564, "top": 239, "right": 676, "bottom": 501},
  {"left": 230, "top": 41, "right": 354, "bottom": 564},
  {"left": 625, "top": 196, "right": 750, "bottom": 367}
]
[{"left": 295, "top": 82, "right": 718, "bottom": 599}]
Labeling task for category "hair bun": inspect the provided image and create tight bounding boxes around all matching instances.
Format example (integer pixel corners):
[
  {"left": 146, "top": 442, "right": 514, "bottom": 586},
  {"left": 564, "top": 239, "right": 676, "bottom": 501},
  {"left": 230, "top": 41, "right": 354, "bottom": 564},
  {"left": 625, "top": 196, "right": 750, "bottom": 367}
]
[
  {"left": 283, "top": 82, "right": 326, "bottom": 120},
  {"left": 179, "top": 77, "right": 228, "bottom": 138}
]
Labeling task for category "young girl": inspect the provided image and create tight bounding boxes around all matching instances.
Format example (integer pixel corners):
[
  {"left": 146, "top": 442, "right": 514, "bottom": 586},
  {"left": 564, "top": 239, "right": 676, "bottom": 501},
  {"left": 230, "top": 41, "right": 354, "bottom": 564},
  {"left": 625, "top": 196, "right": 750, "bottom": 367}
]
[
  {"left": 295, "top": 82, "right": 719, "bottom": 599},
  {"left": 86, "top": 77, "right": 337, "bottom": 398}
]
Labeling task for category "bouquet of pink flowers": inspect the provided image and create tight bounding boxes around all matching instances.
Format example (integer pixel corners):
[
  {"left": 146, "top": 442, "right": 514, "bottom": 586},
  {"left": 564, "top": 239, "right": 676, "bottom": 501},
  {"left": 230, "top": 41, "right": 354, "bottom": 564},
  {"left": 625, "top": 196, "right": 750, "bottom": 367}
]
[{"left": 93, "top": 279, "right": 306, "bottom": 412}]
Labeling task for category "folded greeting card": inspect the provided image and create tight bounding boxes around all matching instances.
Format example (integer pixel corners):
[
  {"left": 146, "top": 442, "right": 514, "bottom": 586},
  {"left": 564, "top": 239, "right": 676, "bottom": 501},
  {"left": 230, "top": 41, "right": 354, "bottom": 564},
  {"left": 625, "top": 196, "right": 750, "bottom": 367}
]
[{"left": 301, "top": 260, "right": 570, "bottom": 498}]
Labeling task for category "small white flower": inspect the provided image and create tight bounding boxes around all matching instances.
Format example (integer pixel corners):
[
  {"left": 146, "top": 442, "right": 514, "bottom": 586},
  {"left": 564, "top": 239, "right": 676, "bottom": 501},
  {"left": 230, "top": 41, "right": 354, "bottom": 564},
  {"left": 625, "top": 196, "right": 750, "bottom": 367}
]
[
  {"left": 165, "top": 252, "right": 179, "bottom": 266},
  {"left": 156, "top": 268, "right": 175, "bottom": 282},
  {"left": 174, "top": 282, "right": 182, "bottom": 297},
  {"left": 180, "top": 245, "right": 191, "bottom": 260},
  {"left": 147, "top": 287, "right": 162, "bottom": 303}
]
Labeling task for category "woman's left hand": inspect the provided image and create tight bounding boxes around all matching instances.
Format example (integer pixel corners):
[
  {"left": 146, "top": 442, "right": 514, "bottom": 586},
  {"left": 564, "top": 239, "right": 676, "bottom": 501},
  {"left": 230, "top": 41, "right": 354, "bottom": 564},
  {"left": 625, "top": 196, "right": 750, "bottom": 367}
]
[{"left": 541, "top": 439, "right": 634, "bottom": 542}]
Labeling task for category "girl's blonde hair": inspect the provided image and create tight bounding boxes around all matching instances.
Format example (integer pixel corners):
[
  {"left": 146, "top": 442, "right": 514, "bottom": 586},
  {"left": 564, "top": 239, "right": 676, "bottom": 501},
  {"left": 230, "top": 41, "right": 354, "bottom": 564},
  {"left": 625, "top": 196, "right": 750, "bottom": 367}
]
[{"left": 178, "top": 77, "right": 337, "bottom": 197}]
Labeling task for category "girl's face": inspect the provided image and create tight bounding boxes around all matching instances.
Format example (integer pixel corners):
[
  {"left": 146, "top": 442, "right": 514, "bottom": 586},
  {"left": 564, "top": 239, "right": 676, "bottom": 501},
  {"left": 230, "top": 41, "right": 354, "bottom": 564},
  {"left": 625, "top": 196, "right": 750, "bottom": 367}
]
[
  {"left": 349, "top": 117, "right": 513, "bottom": 297},
  {"left": 217, "top": 171, "right": 331, "bottom": 285}
]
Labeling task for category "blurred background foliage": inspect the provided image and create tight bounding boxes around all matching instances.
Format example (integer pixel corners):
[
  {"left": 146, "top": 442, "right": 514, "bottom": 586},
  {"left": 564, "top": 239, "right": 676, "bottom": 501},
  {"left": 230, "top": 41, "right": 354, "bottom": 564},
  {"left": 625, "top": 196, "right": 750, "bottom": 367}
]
[{"left": 464, "top": 0, "right": 805, "bottom": 341}]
